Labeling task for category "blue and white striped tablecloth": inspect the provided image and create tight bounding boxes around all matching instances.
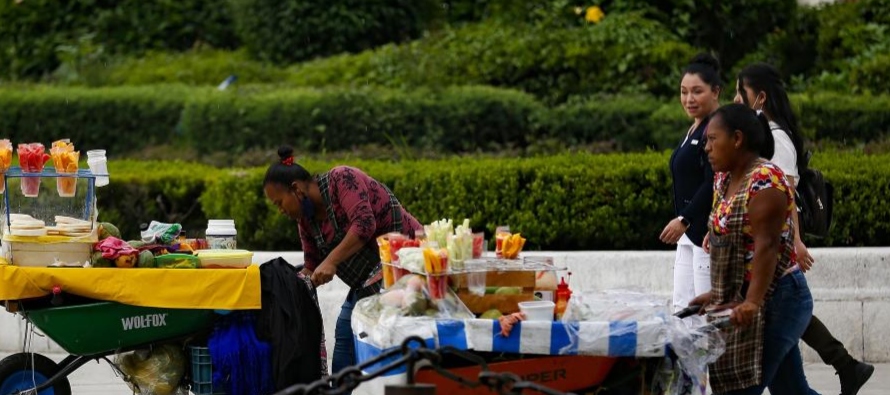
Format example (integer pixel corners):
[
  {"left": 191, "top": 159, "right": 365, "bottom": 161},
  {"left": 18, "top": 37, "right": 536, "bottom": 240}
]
[{"left": 353, "top": 318, "right": 668, "bottom": 376}]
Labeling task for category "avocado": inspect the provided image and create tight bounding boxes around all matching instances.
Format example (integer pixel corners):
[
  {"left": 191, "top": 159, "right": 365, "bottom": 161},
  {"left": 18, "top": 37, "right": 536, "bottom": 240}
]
[
  {"left": 494, "top": 287, "right": 521, "bottom": 295},
  {"left": 98, "top": 222, "right": 121, "bottom": 240},
  {"left": 91, "top": 251, "right": 114, "bottom": 268},
  {"left": 128, "top": 240, "right": 147, "bottom": 249},
  {"left": 137, "top": 250, "right": 155, "bottom": 268},
  {"left": 480, "top": 309, "right": 503, "bottom": 319}
]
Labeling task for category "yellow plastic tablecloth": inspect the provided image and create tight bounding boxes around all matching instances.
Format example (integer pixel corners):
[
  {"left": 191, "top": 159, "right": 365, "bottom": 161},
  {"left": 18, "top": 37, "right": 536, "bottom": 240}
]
[{"left": 0, "top": 264, "right": 261, "bottom": 310}]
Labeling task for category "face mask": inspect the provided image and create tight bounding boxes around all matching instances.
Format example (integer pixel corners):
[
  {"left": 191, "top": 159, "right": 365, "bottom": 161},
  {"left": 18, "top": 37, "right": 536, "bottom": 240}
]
[
  {"left": 753, "top": 94, "right": 765, "bottom": 112},
  {"left": 299, "top": 194, "right": 316, "bottom": 220}
]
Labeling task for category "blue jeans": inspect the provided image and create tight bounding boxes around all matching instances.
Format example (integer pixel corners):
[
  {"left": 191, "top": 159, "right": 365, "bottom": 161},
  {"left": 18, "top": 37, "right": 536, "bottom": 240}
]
[
  {"left": 333, "top": 290, "right": 357, "bottom": 380},
  {"left": 723, "top": 270, "right": 820, "bottom": 395}
]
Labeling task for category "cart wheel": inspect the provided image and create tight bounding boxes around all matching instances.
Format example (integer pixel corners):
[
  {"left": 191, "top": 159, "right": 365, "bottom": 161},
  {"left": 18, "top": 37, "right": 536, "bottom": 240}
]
[{"left": 0, "top": 353, "right": 71, "bottom": 395}]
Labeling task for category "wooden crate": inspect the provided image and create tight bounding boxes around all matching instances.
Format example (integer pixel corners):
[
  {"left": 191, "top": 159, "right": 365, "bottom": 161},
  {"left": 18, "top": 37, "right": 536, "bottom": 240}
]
[
  {"left": 456, "top": 291, "right": 534, "bottom": 314},
  {"left": 449, "top": 270, "right": 536, "bottom": 289}
]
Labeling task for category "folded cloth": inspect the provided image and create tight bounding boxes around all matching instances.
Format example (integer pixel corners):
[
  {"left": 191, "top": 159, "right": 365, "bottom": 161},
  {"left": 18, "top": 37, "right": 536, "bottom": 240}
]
[{"left": 96, "top": 236, "right": 138, "bottom": 260}]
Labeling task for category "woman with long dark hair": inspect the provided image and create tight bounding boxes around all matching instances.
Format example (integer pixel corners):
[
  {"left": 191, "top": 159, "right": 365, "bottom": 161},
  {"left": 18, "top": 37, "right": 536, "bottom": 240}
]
[{"left": 734, "top": 63, "right": 873, "bottom": 395}]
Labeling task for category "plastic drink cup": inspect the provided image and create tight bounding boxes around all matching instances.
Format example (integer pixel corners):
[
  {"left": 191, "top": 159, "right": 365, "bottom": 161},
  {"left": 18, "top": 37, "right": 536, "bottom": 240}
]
[
  {"left": 426, "top": 274, "right": 448, "bottom": 300},
  {"left": 21, "top": 177, "right": 41, "bottom": 198}
]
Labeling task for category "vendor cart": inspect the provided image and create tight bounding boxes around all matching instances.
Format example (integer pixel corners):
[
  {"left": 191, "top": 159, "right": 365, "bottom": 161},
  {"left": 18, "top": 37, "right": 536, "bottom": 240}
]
[
  {"left": 339, "top": 256, "right": 727, "bottom": 395},
  {"left": 0, "top": 265, "right": 262, "bottom": 395}
]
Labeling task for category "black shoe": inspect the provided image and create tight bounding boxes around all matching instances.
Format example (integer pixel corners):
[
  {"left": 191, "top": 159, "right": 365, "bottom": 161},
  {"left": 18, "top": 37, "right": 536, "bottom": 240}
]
[{"left": 839, "top": 360, "right": 875, "bottom": 395}]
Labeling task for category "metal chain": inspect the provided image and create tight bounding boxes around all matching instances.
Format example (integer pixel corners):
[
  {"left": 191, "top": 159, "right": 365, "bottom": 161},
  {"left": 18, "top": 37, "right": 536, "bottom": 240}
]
[{"left": 274, "top": 336, "right": 574, "bottom": 395}]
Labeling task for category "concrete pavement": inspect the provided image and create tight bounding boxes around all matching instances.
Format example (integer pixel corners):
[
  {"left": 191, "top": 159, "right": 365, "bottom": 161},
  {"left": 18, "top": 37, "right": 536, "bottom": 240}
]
[{"left": 0, "top": 352, "right": 884, "bottom": 394}]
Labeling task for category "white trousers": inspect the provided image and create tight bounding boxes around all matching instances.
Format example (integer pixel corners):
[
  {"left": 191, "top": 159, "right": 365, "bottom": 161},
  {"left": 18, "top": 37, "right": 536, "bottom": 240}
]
[{"left": 672, "top": 234, "right": 712, "bottom": 311}]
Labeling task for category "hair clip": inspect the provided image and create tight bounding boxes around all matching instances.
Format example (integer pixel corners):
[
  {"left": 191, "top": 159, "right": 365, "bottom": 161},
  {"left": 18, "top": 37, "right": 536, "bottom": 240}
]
[{"left": 282, "top": 156, "right": 294, "bottom": 166}]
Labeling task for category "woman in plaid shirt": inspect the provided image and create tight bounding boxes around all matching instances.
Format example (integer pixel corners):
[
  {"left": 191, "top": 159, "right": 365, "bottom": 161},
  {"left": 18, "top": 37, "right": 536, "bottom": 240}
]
[
  {"left": 264, "top": 146, "right": 422, "bottom": 392},
  {"left": 692, "top": 104, "right": 819, "bottom": 394}
]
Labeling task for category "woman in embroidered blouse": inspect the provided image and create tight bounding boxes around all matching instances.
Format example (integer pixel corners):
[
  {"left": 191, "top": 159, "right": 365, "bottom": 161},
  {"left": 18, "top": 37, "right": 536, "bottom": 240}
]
[
  {"left": 263, "top": 146, "right": 422, "bottom": 387},
  {"left": 692, "top": 104, "right": 819, "bottom": 394},
  {"left": 734, "top": 63, "right": 873, "bottom": 395}
]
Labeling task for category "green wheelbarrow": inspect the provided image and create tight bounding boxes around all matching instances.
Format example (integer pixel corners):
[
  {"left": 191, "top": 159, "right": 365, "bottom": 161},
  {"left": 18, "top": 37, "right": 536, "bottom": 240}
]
[{"left": 0, "top": 297, "right": 215, "bottom": 395}]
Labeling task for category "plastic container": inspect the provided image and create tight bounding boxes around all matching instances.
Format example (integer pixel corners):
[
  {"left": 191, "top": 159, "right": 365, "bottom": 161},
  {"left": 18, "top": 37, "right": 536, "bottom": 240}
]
[
  {"left": 518, "top": 300, "right": 556, "bottom": 322},
  {"left": 205, "top": 220, "right": 237, "bottom": 250},
  {"left": 189, "top": 346, "right": 228, "bottom": 395},
  {"left": 86, "top": 150, "right": 109, "bottom": 187},
  {"left": 494, "top": 226, "right": 510, "bottom": 259},
  {"left": 195, "top": 249, "right": 253, "bottom": 269},
  {"left": 154, "top": 253, "right": 199, "bottom": 269},
  {"left": 4, "top": 240, "right": 92, "bottom": 267}
]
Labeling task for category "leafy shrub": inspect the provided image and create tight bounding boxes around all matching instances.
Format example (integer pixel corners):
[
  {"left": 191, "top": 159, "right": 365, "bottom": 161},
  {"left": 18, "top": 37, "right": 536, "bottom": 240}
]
[
  {"left": 0, "top": 85, "right": 196, "bottom": 155},
  {"left": 192, "top": 152, "right": 890, "bottom": 250},
  {"left": 228, "top": 0, "right": 442, "bottom": 64},
  {"left": 92, "top": 50, "right": 289, "bottom": 87},
  {"left": 98, "top": 160, "right": 224, "bottom": 241},
  {"left": 795, "top": 92, "right": 890, "bottom": 142},
  {"left": 180, "top": 85, "right": 546, "bottom": 154},
  {"left": 596, "top": 0, "right": 798, "bottom": 71},
  {"left": 539, "top": 95, "right": 687, "bottom": 151},
  {"left": 0, "top": 0, "right": 237, "bottom": 80},
  {"left": 288, "top": 13, "right": 697, "bottom": 102},
  {"left": 3, "top": 86, "right": 888, "bottom": 158}
]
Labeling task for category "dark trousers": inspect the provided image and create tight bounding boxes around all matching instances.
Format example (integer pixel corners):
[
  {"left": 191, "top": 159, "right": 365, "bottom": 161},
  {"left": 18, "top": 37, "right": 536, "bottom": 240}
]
[{"left": 801, "top": 314, "right": 855, "bottom": 370}]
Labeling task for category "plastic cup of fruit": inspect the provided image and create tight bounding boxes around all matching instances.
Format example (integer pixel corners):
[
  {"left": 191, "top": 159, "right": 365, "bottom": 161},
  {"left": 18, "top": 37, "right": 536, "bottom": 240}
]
[
  {"left": 426, "top": 274, "right": 448, "bottom": 300},
  {"left": 20, "top": 174, "right": 41, "bottom": 197},
  {"left": 56, "top": 172, "right": 77, "bottom": 197}
]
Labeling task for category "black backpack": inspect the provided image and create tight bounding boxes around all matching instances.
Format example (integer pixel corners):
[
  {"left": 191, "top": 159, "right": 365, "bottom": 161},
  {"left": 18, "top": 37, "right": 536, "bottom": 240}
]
[{"left": 795, "top": 151, "right": 834, "bottom": 238}]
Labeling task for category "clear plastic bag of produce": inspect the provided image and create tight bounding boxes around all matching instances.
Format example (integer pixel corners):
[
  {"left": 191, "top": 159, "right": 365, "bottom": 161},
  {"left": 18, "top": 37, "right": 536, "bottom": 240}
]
[
  {"left": 352, "top": 273, "right": 473, "bottom": 350},
  {"left": 116, "top": 344, "right": 187, "bottom": 395},
  {"left": 562, "top": 289, "right": 670, "bottom": 322},
  {"left": 558, "top": 290, "right": 671, "bottom": 357},
  {"left": 649, "top": 315, "right": 726, "bottom": 395}
]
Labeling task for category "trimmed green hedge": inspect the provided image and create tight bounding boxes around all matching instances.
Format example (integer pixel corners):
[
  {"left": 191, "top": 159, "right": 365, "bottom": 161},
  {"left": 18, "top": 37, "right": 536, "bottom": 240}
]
[
  {"left": 98, "top": 153, "right": 890, "bottom": 251},
  {"left": 181, "top": 86, "right": 546, "bottom": 154},
  {"left": 2, "top": 86, "right": 888, "bottom": 156},
  {"left": 97, "top": 161, "right": 223, "bottom": 241},
  {"left": 0, "top": 86, "right": 196, "bottom": 155}
]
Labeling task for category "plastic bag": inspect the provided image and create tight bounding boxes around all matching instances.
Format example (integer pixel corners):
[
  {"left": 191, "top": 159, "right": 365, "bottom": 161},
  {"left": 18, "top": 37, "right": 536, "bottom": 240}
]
[
  {"left": 562, "top": 289, "right": 670, "bottom": 322},
  {"left": 352, "top": 273, "right": 474, "bottom": 350},
  {"left": 117, "top": 344, "right": 187, "bottom": 395},
  {"left": 650, "top": 315, "right": 726, "bottom": 395},
  {"left": 141, "top": 221, "right": 182, "bottom": 245},
  {"left": 559, "top": 290, "right": 671, "bottom": 357}
]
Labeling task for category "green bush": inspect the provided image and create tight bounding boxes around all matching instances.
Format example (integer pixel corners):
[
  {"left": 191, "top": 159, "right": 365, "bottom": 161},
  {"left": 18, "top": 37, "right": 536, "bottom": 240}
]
[
  {"left": 180, "top": 86, "right": 546, "bottom": 154},
  {"left": 2, "top": 86, "right": 888, "bottom": 158},
  {"left": 730, "top": 5, "right": 821, "bottom": 83},
  {"left": 288, "top": 13, "right": 697, "bottom": 102},
  {"left": 0, "top": 86, "right": 195, "bottom": 155},
  {"left": 795, "top": 92, "right": 890, "bottom": 142},
  {"left": 192, "top": 152, "right": 890, "bottom": 250},
  {"left": 596, "top": 0, "right": 798, "bottom": 71},
  {"left": 0, "top": 0, "right": 237, "bottom": 80},
  {"left": 97, "top": 161, "right": 224, "bottom": 241},
  {"left": 83, "top": 50, "right": 288, "bottom": 87},
  {"left": 540, "top": 95, "right": 687, "bottom": 151},
  {"left": 228, "top": 0, "right": 442, "bottom": 64}
]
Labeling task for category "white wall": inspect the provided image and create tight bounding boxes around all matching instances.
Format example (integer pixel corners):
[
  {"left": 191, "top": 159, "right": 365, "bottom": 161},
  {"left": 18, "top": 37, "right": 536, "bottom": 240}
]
[{"left": 2, "top": 248, "right": 888, "bottom": 367}]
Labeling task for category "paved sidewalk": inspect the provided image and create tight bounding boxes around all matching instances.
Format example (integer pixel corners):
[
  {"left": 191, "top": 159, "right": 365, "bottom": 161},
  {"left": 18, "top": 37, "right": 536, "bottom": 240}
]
[{"left": 0, "top": 353, "right": 885, "bottom": 394}]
